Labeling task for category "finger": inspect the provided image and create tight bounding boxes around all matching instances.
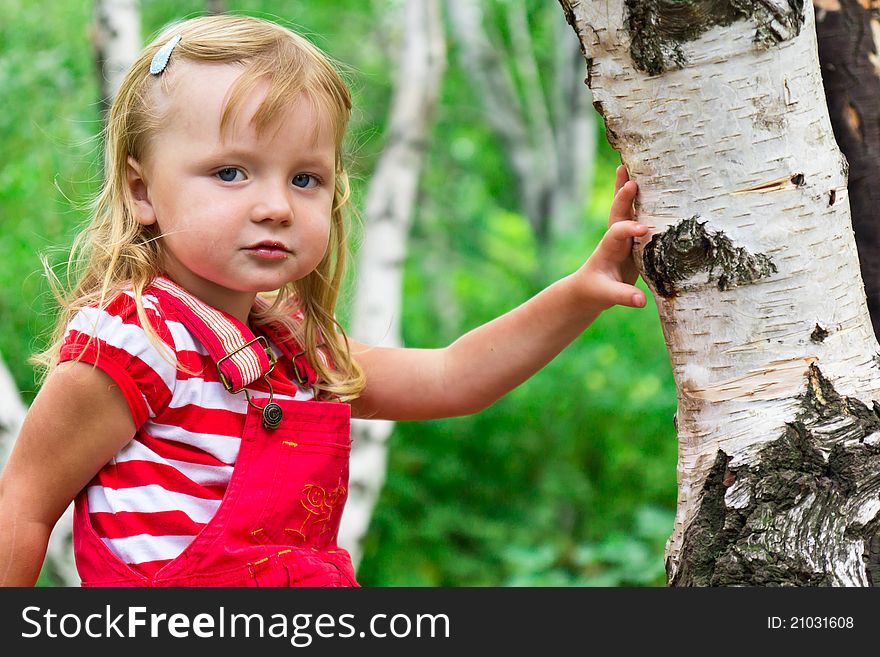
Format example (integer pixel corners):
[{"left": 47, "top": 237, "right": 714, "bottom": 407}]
[
  {"left": 609, "top": 180, "right": 638, "bottom": 226},
  {"left": 597, "top": 224, "right": 648, "bottom": 268},
  {"left": 612, "top": 282, "right": 646, "bottom": 309},
  {"left": 595, "top": 222, "right": 649, "bottom": 268},
  {"left": 613, "top": 164, "right": 629, "bottom": 195},
  {"left": 606, "top": 219, "right": 649, "bottom": 242},
  {"left": 599, "top": 222, "right": 648, "bottom": 262},
  {"left": 629, "top": 287, "right": 647, "bottom": 308}
]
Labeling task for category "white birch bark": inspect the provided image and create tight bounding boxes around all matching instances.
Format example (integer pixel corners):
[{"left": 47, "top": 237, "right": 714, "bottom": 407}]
[
  {"left": 92, "top": 0, "right": 141, "bottom": 108},
  {"left": 340, "top": 0, "right": 446, "bottom": 569},
  {"left": 561, "top": 0, "right": 880, "bottom": 585}
]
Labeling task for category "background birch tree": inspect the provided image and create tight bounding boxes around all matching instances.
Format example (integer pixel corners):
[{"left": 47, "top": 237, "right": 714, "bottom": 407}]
[
  {"left": 447, "top": 0, "right": 595, "bottom": 245},
  {"left": 92, "top": 0, "right": 142, "bottom": 118},
  {"left": 560, "top": 0, "right": 880, "bottom": 585},
  {"left": 341, "top": 0, "right": 446, "bottom": 569}
]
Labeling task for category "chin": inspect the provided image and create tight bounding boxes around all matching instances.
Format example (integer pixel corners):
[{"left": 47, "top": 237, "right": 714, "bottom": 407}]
[{"left": 247, "top": 278, "right": 298, "bottom": 293}]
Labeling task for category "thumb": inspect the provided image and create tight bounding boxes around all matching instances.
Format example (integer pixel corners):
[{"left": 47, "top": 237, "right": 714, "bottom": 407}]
[{"left": 611, "top": 283, "right": 646, "bottom": 309}]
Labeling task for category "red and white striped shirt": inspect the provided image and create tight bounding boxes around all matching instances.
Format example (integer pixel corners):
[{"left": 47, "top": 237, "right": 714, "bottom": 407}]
[{"left": 59, "top": 286, "right": 316, "bottom": 576}]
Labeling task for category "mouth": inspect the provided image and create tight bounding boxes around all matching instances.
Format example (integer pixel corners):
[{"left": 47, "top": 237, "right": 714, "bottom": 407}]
[{"left": 243, "top": 241, "right": 292, "bottom": 259}]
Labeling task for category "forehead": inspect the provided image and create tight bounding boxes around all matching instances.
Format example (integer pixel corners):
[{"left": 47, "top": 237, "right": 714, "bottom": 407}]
[{"left": 149, "top": 61, "right": 333, "bottom": 150}]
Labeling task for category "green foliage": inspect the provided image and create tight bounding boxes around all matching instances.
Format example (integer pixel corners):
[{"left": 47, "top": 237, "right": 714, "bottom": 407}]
[
  {"left": 0, "top": 0, "right": 103, "bottom": 400},
  {"left": 2, "top": 0, "right": 677, "bottom": 587}
]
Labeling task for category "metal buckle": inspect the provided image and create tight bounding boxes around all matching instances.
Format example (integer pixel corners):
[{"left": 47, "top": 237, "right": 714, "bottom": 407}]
[
  {"left": 291, "top": 350, "right": 307, "bottom": 386},
  {"left": 216, "top": 335, "right": 277, "bottom": 393}
]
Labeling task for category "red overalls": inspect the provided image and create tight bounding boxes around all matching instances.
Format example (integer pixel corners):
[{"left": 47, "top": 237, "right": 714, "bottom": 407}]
[{"left": 73, "top": 277, "right": 358, "bottom": 587}]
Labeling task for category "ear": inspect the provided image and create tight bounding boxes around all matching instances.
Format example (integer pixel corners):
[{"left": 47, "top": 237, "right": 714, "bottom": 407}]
[{"left": 126, "top": 156, "right": 157, "bottom": 226}]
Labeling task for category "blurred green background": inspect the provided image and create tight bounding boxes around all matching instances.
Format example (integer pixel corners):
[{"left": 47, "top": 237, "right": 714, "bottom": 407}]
[{"left": 0, "top": 0, "right": 678, "bottom": 586}]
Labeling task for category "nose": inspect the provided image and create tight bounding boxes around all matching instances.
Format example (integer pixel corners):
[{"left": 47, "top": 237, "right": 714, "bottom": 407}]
[{"left": 251, "top": 182, "right": 293, "bottom": 225}]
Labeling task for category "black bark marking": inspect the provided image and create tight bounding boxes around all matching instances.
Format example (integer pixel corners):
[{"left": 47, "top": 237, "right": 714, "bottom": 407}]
[
  {"left": 666, "top": 451, "right": 736, "bottom": 586},
  {"left": 801, "top": 364, "right": 880, "bottom": 438},
  {"left": 625, "top": 0, "right": 806, "bottom": 75},
  {"left": 864, "top": 527, "right": 880, "bottom": 586},
  {"left": 672, "top": 365, "right": 880, "bottom": 586},
  {"left": 641, "top": 216, "right": 777, "bottom": 297},
  {"left": 811, "top": 324, "right": 829, "bottom": 342}
]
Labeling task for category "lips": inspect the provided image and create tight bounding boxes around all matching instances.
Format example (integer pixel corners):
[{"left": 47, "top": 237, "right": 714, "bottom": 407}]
[
  {"left": 245, "top": 241, "right": 291, "bottom": 252},
  {"left": 243, "top": 241, "right": 292, "bottom": 260}
]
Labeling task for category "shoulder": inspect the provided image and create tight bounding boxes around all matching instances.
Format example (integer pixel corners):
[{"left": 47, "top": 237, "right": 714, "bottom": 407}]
[
  {"left": 59, "top": 288, "right": 187, "bottom": 422},
  {"left": 62, "top": 288, "right": 177, "bottom": 357}
]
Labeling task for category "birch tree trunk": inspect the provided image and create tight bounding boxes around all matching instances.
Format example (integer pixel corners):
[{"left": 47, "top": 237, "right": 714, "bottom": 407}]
[
  {"left": 815, "top": 0, "right": 880, "bottom": 338},
  {"left": 92, "top": 0, "right": 141, "bottom": 117},
  {"left": 340, "top": 0, "right": 446, "bottom": 569},
  {"left": 561, "top": 0, "right": 880, "bottom": 586}
]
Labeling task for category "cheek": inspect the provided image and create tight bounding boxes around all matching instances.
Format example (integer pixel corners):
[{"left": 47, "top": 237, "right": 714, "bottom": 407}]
[
  {"left": 306, "top": 202, "right": 333, "bottom": 248},
  {"left": 319, "top": 219, "right": 334, "bottom": 256},
  {"left": 160, "top": 226, "right": 219, "bottom": 264},
  {"left": 301, "top": 221, "right": 332, "bottom": 272}
]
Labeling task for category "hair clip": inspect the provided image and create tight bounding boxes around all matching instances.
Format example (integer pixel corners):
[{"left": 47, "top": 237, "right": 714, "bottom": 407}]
[{"left": 149, "top": 34, "right": 182, "bottom": 75}]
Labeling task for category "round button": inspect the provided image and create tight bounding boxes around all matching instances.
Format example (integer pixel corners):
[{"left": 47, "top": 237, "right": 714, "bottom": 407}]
[{"left": 262, "top": 402, "right": 283, "bottom": 429}]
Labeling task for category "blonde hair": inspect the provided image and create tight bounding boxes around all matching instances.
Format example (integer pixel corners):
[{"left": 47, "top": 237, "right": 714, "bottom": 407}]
[{"left": 34, "top": 14, "right": 365, "bottom": 401}]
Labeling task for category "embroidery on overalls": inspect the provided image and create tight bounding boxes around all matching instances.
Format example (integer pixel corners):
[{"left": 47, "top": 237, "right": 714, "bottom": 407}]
[{"left": 286, "top": 484, "right": 347, "bottom": 542}]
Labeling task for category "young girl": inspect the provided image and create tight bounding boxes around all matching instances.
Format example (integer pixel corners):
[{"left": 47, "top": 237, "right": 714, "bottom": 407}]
[{"left": 0, "top": 15, "right": 646, "bottom": 587}]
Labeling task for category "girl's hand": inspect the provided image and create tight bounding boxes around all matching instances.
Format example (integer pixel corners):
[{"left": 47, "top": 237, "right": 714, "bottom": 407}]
[{"left": 575, "top": 164, "right": 648, "bottom": 311}]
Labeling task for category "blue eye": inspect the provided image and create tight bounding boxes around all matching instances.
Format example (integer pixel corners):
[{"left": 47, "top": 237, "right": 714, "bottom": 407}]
[
  {"left": 292, "top": 173, "right": 316, "bottom": 188},
  {"left": 216, "top": 168, "right": 244, "bottom": 182}
]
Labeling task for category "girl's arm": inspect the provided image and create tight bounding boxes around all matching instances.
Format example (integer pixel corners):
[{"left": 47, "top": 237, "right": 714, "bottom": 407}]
[
  {"left": 0, "top": 362, "right": 135, "bottom": 586},
  {"left": 351, "top": 167, "right": 647, "bottom": 421}
]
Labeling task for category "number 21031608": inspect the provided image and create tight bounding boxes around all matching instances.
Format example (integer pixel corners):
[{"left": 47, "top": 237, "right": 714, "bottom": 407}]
[{"left": 768, "top": 616, "right": 854, "bottom": 629}]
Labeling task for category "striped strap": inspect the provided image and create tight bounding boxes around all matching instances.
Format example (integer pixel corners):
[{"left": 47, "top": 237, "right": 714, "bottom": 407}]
[{"left": 150, "top": 277, "right": 273, "bottom": 392}]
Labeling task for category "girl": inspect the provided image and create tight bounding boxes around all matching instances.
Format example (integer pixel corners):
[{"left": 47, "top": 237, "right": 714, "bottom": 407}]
[{"left": 0, "top": 15, "right": 646, "bottom": 586}]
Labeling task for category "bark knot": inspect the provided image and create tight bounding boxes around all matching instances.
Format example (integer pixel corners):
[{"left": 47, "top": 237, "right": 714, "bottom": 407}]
[
  {"left": 641, "top": 216, "right": 777, "bottom": 297},
  {"left": 625, "top": 0, "right": 806, "bottom": 75}
]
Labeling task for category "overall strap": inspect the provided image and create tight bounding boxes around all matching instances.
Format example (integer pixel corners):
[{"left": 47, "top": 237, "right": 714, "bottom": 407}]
[{"left": 150, "top": 276, "right": 275, "bottom": 392}]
